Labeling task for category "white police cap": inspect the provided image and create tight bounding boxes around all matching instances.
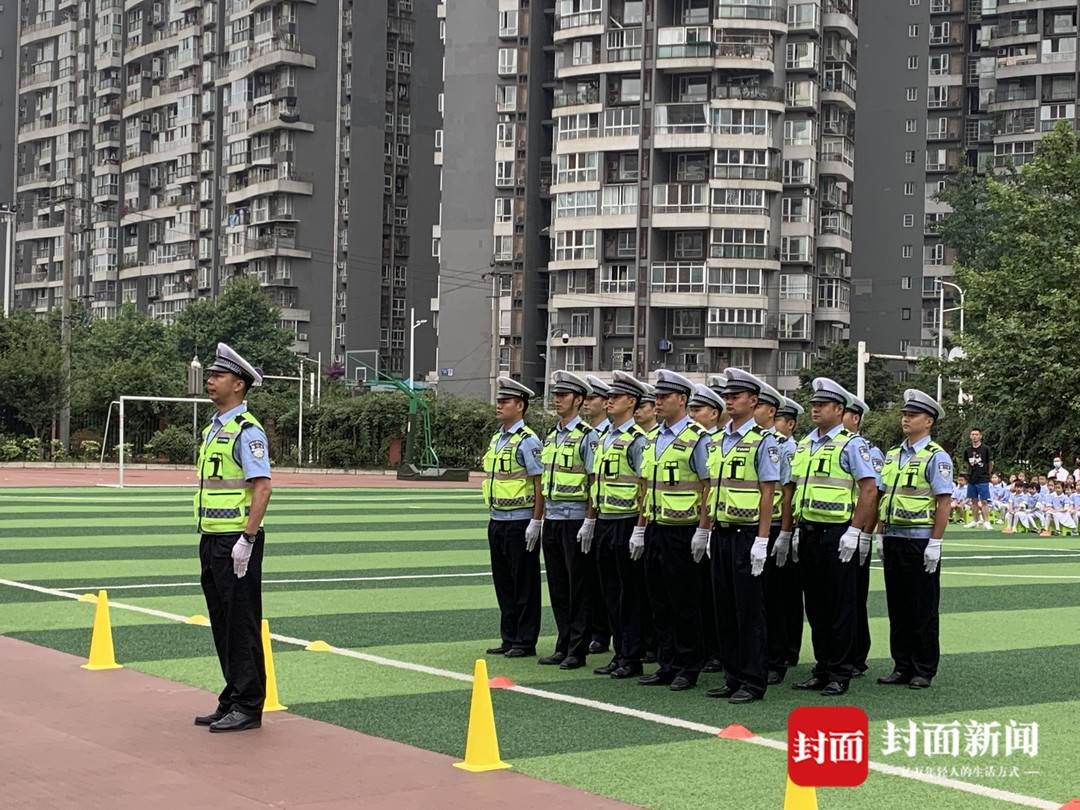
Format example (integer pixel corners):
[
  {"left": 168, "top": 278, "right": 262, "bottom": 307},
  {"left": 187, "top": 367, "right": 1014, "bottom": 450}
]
[
  {"left": 810, "top": 377, "right": 848, "bottom": 405},
  {"left": 206, "top": 342, "right": 263, "bottom": 386},
  {"left": 689, "top": 383, "right": 723, "bottom": 410},
  {"left": 496, "top": 376, "right": 535, "bottom": 401},
  {"left": 844, "top": 390, "right": 870, "bottom": 417},
  {"left": 776, "top": 396, "right": 805, "bottom": 419},
  {"left": 757, "top": 380, "right": 783, "bottom": 409},
  {"left": 609, "top": 370, "right": 648, "bottom": 398},
  {"left": 654, "top": 369, "right": 695, "bottom": 397},
  {"left": 707, "top": 373, "right": 728, "bottom": 392},
  {"left": 901, "top": 388, "right": 943, "bottom": 420},
  {"left": 550, "top": 369, "right": 590, "bottom": 397},
  {"left": 585, "top": 374, "right": 612, "bottom": 398},
  {"left": 638, "top": 382, "right": 657, "bottom": 404},
  {"left": 720, "top": 367, "right": 762, "bottom": 396}
]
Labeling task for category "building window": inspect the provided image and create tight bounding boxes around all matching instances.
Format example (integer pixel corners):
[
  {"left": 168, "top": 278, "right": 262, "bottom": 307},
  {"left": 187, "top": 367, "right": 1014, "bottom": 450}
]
[
  {"left": 600, "top": 264, "right": 635, "bottom": 293},
  {"left": 904, "top": 150, "right": 916, "bottom": 164},
  {"left": 907, "top": 24, "right": 919, "bottom": 37},
  {"left": 708, "top": 307, "right": 765, "bottom": 339},
  {"left": 708, "top": 266, "right": 761, "bottom": 295},
  {"left": 556, "top": 152, "right": 599, "bottom": 184},
  {"left": 904, "top": 182, "right": 916, "bottom": 196},
  {"left": 907, "top": 55, "right": 919, "bottom": 70},
  {"left": 497, "top": 48, "right": 517, "bottom": 76},
  {"left": 554, "top": 229, "right": 597, "bottom": 262},
  {"left": 495, "top": 197, "right": 513, "bottom": 223},
  {"left": 905, "top": 118, "right": 917, "bottom": 133},
  {"left": 901, "top": 275, "right": 912, "bottom": 290},
  {"left": 672, "top": 309, "right": 702, "bottom": 337},
  {"left": 498, "top": 9, "right": 518, "bottom": 37},
  {"left": 902, "top": 214, "right": 914, "bottom": 227},
  {"left": 902, "top": 308, "right": 912, "bottom": 320},
  {"left": 901, "top": 244, "right": 913, "bottom": 258},
  {"left": 905, "top": 87, "right": 918, "bottom": 102}
]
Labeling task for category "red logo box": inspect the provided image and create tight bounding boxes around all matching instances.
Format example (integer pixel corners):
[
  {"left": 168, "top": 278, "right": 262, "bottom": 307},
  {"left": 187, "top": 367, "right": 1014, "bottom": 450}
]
[{"left": 788, "top": 706, "right": 869, "bottom": 787}]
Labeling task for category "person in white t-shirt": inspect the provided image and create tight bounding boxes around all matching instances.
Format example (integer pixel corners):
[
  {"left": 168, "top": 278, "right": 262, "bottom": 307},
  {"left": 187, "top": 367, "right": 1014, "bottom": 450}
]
[{"left": 1048, "top": 458, "right": 1070, "bottom": 483}]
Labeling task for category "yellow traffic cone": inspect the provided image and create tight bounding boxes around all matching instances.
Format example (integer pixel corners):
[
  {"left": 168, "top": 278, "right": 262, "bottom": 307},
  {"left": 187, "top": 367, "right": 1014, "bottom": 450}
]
[
  {"left": 81, "top": 590, "right": 122, "bottom": 671},
  {"left": 261, "top": 619, "right": 287, "bottom": 712},
  {"left": 783, "top": 776, "right": 818, "bottom": 810},
  {"left": 453, "top": 659, "right": 511, "bottom": 773}
]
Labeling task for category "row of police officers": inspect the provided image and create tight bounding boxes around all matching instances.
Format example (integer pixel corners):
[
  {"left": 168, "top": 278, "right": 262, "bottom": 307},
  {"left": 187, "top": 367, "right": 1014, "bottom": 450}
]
[{"left": 481, "top": 368, "right": 953, "bottom": 702}]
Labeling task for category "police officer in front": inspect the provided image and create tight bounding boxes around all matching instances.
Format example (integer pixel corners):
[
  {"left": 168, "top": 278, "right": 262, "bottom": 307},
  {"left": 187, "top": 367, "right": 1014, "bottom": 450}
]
[
  {"left": 784, "top": 378, "right": 879, "bottom": 696},
  {"left": 482, "top": 377, "right": 545, "bottom": 658},
  {"left": 538, "top": 370, "right": 598, "bottom": 670},
  {"left": 195, "top": 343, "right": 272, "bottom": 733},
  {"left": 590, "top": 371, "right": 650, "bottom": 679},
  {"left": 583, "top": 374, "right": 613, "bottom": 654},
  {"left": 875, "top": 389, "right": 952, "bottom": 689},
  {"left": 765, "top": 396, "right": 804, "bottom": 684},
  {"left": 841, "top": 390, "right": 884, "bottom": 678},
  {"left": 704, "top": 369, "right": 781, "bottom": 703},
  {"left": 633, "top": 370, "right": 711, "bottom": 691}
]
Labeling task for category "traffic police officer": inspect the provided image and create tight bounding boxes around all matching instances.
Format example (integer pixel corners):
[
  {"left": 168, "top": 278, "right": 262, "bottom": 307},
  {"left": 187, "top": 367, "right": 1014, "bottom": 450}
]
[
  {"left": 634, "top": 370, "right": 711, "bottom": 691},
  {"left": 538, "top": 370, "right": 598, "bottom": 669},
  {"left": 842, "top": 390, "right": 883, "bottom": 677},
  {"left": 704, "top": 369, "right": 780, "bottom": 703},
  {"left": 688, "top": 383, "right": 726, "bottom": 674},
  {"left": 876, "top": 389, "right": 952, "bottom": 689},
  {"left": 589, "top": 370, "right": 650, "bottom": 679},
  {"left": 583, "top": 374, "right": 613, "bottom": 653},
  {"left": 584, "top": 374, "right": 613, "bottom": 437},
  {"left": 482, "top": 377, "right": 545, "bottom": 658},
  {"left": 195, "top": 343, "right": 272, "bottom": 733},
  {"left": 635, "top": 383, "right": 660, "bottom": 439},
  {"left": 765, "top": 396, "right": 804, "bottom": 683},
  {"left": 783, "top": 378, "right": 879, "bottom": 696}
]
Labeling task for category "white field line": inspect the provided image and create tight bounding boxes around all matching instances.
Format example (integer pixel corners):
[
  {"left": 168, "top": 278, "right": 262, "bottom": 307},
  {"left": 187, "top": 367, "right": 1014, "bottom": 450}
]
[
  {"left": 867, "top": 565, "right": 1080, "bottom": 582},
  {"left": 0, "top": 577, "right": 1061, "bottom": 809}
]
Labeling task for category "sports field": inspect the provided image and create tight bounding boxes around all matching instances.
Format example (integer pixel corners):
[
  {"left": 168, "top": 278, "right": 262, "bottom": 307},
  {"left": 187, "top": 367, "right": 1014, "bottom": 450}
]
[{"left": 1, "top": 486, "right": 1078, "bottom": 809}]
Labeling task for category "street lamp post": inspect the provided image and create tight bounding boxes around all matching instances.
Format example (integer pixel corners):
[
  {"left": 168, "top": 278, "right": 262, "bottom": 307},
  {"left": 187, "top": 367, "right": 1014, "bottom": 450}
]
[
  {"left": 408, "top": 307, "right": 429, "bottom": 390},
  {"left": 936, "top": 279, "right": 966, "bottom": 402},
  {"left": 0, "top": 204, "right": 14, "bottom": 318}
]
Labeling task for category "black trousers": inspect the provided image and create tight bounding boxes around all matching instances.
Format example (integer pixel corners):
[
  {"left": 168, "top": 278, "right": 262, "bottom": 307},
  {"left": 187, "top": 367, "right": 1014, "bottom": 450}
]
[
  {"left": 700, "top": 543, "right": 721, "bottom": 664},
  {"left": 595, "top": 516, "right": 646, "bottom": 665},
  {"left": 541, "top": 518, "right": 590, "bottom": 659},
  {"left": 883, "top": 536, "right": 940, "bottom": 680},
  {"left": 799, "top": 522, "right": 859, "bottom": 683},
  {"left": 712, "top": 525, "right": 768, "bottom": 696},
  {"left": 200, "top": 530, "right": 266, "bottom": 716},
  {"left": 854, "top": 543, "right": 872, "bottom": 672},
  {"left": 764, "top": 524, "right": 803, "bottom": 675},
  {"left": 488, "top": 519, "right": 542, "bottom": 651},
  {"left": 644, "top": 523, "right": 703, "bottom": 680},
  {"left": 587, "top": 551, "right": 611, "bottom": 648}
]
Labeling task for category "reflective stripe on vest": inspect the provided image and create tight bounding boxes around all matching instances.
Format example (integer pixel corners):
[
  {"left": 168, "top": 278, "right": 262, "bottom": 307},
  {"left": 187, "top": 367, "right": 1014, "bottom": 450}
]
[
  {"left": 481, "top": 427, "right": 538, "bottom": 511},
  {"left": 540, "top": 422, "right": 593, "bottom": 502},
  {"left": 593, "top": 424, "right": 646, "bottom": 516},
  {"left": 708, "top": 424, "right": 764, "bottom": 524},
  {"left": 194, "top": 411, "right": 265, "bottom": 534},
  {"left": 640, "top": 422, "right": 705, "bottom": 525},
  {"left": 879, "top": 441, "right": 944, "bottom": 527},
  {"left": 791, "top": 429, "right": 856, "bottom": 524}
]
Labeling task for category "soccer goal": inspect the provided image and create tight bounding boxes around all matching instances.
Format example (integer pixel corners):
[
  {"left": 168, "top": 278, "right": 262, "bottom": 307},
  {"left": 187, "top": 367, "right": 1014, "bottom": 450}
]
[{"left": 99, "top": 395, "right": 212, "bottom": 488}]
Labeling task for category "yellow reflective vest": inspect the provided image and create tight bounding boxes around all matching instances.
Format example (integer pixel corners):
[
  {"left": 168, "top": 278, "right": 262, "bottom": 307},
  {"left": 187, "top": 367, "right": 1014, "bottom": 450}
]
[
  {"left": 791, "top": 428, "right": 856, "bottom": 524},
  {"left": 593, "top": 423, "right": 646, "bottom": 515},
  {"left": 879, "top": 440, "right": 945, "bottom": 527},
  {"left": 540, "top": 421, "right": 593, "bottom": 502},
  {"left": 194, "top": 411, "right": 266, "bottom": 534},
  {"left": 708, "top": 423, "right": 765, "bottom": 524},
  {"left": 640, "top": 422, "right": 706, "bottom": 525},
  {"left": 481, "top": 426, "right": 539, "bottom": 512}
]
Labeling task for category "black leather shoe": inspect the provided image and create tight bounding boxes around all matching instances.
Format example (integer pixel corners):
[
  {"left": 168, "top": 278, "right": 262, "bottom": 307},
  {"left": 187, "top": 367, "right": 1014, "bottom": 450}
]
[
  {"left": 208, "top": 710, "right": 261, "bottom": 733},
  {"left": 793, "top": 676, "right": 828, "bottom": 691},
  {"left": 767, "top": 670, "right": 784, "bottom": 685},
  {"left": 706, "top": 684, "right": 735, "bottom": 699},
  {"left": 669, "top": 675, "right": 696, "bottom": 691},
  {"left": 486, "top": 645, "right": 510, "bottom": 655},
  {"left": 701, "top": 658, "right": 723, "bottom": 673},
  {"left": 538, "top": 652, "right": 566, "bottom": 665},
  {"left": 908, "top": 676, "right": 932, "bottom": 690},
  {"left": 877, "top": 671, "right": 911, "bottom": 685},
  {"left": 593, "top": 659, "right": 619, "bottom": 675},
  {"left": 504, "top": 647, "right": 534, "bottom": 658},
  {"left": 194, "top": 709, "right": 227, "bottom": 726},
  {"left": 611, "top": 663, "right": 643, "bottom": 679},
  {"left": 728, "top": 687, "right": 761, "bottom": 704},
  {"left": 588, "top": 641, "right": 610, "bottom": 655},
  {"left": 820, "top": 680, "right": 849, "bottom": 697},
  {"left": 559, "top": 656, "right": 585, "bottom": 670},
  {"left": 639, "top": 672, "right": 675, "bottom": 686}
]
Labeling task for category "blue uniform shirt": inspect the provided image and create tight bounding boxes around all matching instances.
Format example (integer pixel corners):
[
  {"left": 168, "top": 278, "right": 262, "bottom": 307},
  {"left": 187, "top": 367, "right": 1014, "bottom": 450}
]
[
  {"left": 652, "top": 414, "right": 711, "bottom": 480},
  {"left": 544, "top": 416, "right": 598, "bottom": 521},
  {"left": 881, "top": 434, "right": 953, "bottom": 538},
  {"left": 491, "top": 419, "right": 544, "bottom": 521},
  {"left": 783, "top": 423, "right": 878, "bottom": 485},
  {"left": 205, "top": 403, "right": 272, "bottom": 480},
  {"left": 593, "top": 417, "right": 611, "bottom": 438},
  {"left": 598, "top": 417, "right": 646, "bottom": 520}
]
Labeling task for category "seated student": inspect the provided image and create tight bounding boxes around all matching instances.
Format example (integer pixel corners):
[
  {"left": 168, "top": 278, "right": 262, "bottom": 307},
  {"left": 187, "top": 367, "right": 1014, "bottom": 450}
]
[
  {"left": 1008, "top": 473, "right": 1018, "bottom": 485},
  {"left": 988, "top": 473, "right": 1009, "bottom": 524},
  {"left": 1008, "top": 484, "right": 1036, "bottom": 534},
  {"left": 1050, "top": 481, "right": 1076, "bottom": 536},
  {"left": 1003, "top": 481, "right": 1023, "bottom": 534},
  {"left": 1035, "top": 483, "right": 1056, "bottom": 536},
  {"left": 951, "top": 474, "right": 969, "bottom": 523},
  {"left": 1070, "top": 485, "right": 1080, "bottom": 530}
]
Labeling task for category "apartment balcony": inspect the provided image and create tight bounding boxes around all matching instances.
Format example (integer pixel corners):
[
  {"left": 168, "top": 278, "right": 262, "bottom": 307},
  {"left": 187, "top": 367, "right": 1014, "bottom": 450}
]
[
  {"left": 553, "top": 10, "right": 603, "bottom": 43},
  {"left": 821, "top": 75, "right": 857, "bottom": 111},
  {"left": 822, "top": 0, "right": 858, "bottom": 38},
  {"left": 16, "top": 169, "right": 53, "bottom": 191},
  {"left": 819, "top": 136, "right": 855, "bottom": 181},
  {"left": 927, "top": 122, "right": 963, "bottom": 142},
  {"left": 19, "top": 63, "right": 58, "bottom": 91},
  {"left": 222, "top": 36, "right": 316, "bottom": 83},
  {"left": 553, "top": 86, "right": 601, "bottom": 110},
  {"left": 656, "top": 26, "right": 714, "bottom": 69},
  {"left": 712, "top": 82, "right": 785, "bottom": 109},
  {"left": 224, "top": 235, "right": 313, "bottom": 265},
  {"left": 714, "top": 1, "right": 787, "bottom": 34},
  {"left": 714, "top": 38, "right": 775, "bottom": 71},
  {"left": 989, "top": 18, "right": 1041, "bottom": 46},
  {"left": 986, "top": 85, "right": 1038, "bottom": 111},
  {"left": 19, "top": 13, "right": 76, "bottom": 46},
  {"left": 654, "top": 102, "right": 711, "bottom": 149}
]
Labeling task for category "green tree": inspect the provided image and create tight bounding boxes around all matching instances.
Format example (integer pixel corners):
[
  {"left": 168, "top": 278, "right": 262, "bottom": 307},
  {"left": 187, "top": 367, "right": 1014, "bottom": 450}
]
[
  {"left": 0, "top": 312, "right": 65, "bottom": 438},
  {"left": 172, "top": 277, "right": 296, "bottom": 375},
  {"left": 796, "top": 344, "right": 898, "bottom": 410},
  {"left": 939, "top": 122, "right": 1080, "bottom": 466}
]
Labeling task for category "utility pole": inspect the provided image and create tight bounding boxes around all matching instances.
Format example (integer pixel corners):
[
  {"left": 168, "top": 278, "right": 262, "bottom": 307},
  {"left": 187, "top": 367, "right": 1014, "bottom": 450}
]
[
  {"left": 59, "top": 197, "right": 73, "bottom": 448},
  {"left": 489, "top": 272, "right": 500, "bottom": 403},
  {"left": 1, "top": 205, "right": 14, "bottom": 318}
]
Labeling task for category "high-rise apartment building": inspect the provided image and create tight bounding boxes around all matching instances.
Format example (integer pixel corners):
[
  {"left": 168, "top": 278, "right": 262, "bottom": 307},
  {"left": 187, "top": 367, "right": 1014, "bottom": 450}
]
[
  {"left": 853, "top": 0, "right": 1076, "bottom": 357},
  {"left": 441, "top": 0, "right": 859, "bottom": 399},
  {"left": 3, "top": 0, "right": 441, "bottom": 377}
]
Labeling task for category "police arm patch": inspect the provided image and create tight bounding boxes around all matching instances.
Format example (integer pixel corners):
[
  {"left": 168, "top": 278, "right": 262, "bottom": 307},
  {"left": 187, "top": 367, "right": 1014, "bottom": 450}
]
[
  {"left": 937, "top": 461, "right": 953, "bottom": 477},
  {"left": 248, "top": 439, "right": 266, "bottom": 459},
  {"left": 858, "top": 444, "right": 871, "bottom": 463},
  {"left": 767, "top": 446, "right": 780, "bottom": 465}
]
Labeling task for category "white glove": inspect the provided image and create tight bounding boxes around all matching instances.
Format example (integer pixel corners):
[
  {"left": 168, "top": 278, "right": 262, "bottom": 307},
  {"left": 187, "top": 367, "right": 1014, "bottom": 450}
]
[
  {"left": 691, "top": 527, "right": 710, "bottom": 563},
  {"left": 629, "top": 526, "right": 645, "bottom": 561},
  {"left": 791, "top": 528, "right": 800, "bottom": 563},
  {"left": 874, "top": 533, "right": 884, "bottom": 562},
  {"left": 525, "top": 519, "right": 542, "bottom": 552},
  {"left": 924, "top": 538, "right": 942, "bottom": 574},
  {"left": 771, "top": 530, "right": 792, "bottom": 568},
  {"left": 231, "top": 534, "right": 254, "bottom": 578},
  {"left": 750, "top": 536, "right": 769, "bottom": 577},
  {"left": 858, "top": 532, "right": 871, "bottom": 566},
  {"left": 577, "top": 518, "right": 596, "bottom": 555},
  {"left": 838, "top": 526, "right": 861, "bottom": 563}
]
